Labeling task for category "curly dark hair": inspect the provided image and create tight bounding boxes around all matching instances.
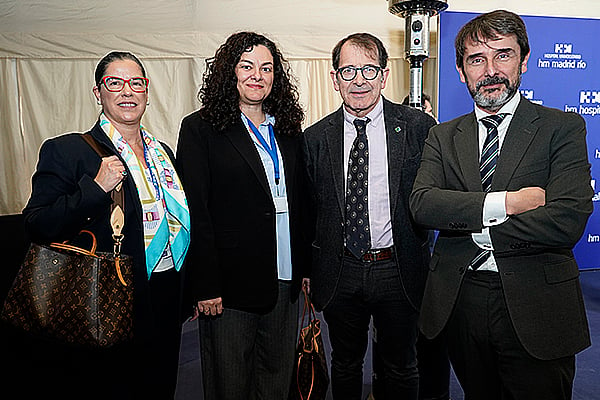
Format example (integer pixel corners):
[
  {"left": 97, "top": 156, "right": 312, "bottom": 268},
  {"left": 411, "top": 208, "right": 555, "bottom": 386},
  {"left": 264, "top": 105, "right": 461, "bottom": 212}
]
[{"left": 198, "top": 32, "right": 304, "bottom": 137}]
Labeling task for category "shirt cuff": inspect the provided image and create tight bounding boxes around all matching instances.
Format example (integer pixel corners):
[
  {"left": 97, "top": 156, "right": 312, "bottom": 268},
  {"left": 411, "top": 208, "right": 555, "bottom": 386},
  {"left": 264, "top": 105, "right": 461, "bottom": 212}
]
[
  {"left": 472, "top": 191, "right": 508, "bottom": 250},
  {"left": 482, "top": 191, "right": 508, "bottom": 227}
]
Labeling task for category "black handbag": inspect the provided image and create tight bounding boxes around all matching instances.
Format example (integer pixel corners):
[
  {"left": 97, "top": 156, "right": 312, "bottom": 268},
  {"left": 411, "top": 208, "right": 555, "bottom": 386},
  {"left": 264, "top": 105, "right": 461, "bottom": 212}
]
[
  {"left": 289, "top": 286, "right": 330, "bottom": 400},
  {"left": 1, "top": 133, "right": 133, "bottom": 347}
]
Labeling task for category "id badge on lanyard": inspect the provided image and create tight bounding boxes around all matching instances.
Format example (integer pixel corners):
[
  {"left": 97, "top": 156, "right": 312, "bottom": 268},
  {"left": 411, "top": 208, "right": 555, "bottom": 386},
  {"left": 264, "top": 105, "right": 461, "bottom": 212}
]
[
  {"left": 244, "top": 115, "right": 288, "bottom": 213},
  {"left": 273, "top": 196, "right": 288, "bottom": 214}
]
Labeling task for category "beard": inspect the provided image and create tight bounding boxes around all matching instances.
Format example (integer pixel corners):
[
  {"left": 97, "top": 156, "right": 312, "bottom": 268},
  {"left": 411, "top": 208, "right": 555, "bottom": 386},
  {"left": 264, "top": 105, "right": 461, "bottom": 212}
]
[{"left": 468, "top": 73, "right": 521, "bottom": 112}]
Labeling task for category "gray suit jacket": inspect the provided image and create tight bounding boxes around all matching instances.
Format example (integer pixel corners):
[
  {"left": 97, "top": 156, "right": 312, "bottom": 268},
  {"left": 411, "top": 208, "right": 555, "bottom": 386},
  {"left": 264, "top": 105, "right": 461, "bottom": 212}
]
[
  {"left": 410, "top": 96, "right": 593, "bottom": 360},
  {"left": 303, "top": 97, "right": 436, "bottom": 310}
]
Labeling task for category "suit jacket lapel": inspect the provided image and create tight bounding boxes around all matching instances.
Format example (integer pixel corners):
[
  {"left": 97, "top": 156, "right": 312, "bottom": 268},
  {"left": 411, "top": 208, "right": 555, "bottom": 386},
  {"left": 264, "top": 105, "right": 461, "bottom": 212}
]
[
  {"left": 493, "top": 98, "right": 539, "bottom": 189},
  {"left": 225, "top": 120, "right": 271, "bottom": 197},
  {"left": 454, "top": 113, "right": 483, "bottom": 192},
  {"left": 325, "top": 109, "right": 346, "bottom": 215},
  {"left": 384, "top": 100, "right": 406, "bottom": 215}
]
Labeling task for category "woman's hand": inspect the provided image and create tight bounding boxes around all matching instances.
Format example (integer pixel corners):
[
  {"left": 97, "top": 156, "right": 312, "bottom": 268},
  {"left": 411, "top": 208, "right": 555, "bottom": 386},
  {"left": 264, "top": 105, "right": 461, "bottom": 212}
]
[
  {"left": 302, "top": 278, "right": 311, "bottom": 295},
  {"left": 191, "top": 297, "right": 223, "bottom": 320},
  {"left": 94, "top": 155, "right": 127, "bottom": 192}
]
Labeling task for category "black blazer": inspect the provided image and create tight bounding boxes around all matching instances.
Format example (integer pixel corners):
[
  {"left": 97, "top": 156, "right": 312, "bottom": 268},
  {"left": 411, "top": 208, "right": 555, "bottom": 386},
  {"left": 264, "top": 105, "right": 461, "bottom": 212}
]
[
  {"left": 303, "top": 97, "right": 436, "bottom": 310},
  {"left": 176, "top": 112, "right": 310, "bottom": 314},
  {"left": 410, "top": 96, "right": 593, "bottom": 360},
  {"left": 22, "top": 121, "right": 170, "bottom": 336}
]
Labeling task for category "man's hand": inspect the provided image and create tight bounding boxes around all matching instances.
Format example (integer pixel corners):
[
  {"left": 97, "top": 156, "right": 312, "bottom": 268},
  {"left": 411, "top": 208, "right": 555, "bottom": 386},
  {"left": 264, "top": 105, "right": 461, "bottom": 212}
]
[{"left": 506, "top": 187, "right": 546, "bottom": 216}]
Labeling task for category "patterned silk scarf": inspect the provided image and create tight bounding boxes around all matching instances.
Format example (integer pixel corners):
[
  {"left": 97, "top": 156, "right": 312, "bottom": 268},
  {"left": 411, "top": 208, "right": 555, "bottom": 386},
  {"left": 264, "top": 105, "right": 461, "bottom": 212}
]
[{"left": 99, "top": 114, "right": 190, "bottom": 278}]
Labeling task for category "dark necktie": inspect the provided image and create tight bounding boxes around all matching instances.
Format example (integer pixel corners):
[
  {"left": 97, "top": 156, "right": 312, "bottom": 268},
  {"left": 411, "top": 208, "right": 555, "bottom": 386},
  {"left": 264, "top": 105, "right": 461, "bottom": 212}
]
[
  {"left": 471, "top": 113, "right": 507, "bottom": 270},
  {"left": 345, "top": 118, "right": 371, "bottom": 259}
]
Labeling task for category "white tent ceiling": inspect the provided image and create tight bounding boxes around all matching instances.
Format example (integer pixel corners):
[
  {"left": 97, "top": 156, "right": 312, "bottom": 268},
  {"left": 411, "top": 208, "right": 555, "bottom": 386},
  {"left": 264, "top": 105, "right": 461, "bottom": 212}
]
[
  {"left": 0, "top": 0, "right": 598, "bottom": 214},
  {"left": 3, "top": 0, "right": 596, "bottom": 59}
]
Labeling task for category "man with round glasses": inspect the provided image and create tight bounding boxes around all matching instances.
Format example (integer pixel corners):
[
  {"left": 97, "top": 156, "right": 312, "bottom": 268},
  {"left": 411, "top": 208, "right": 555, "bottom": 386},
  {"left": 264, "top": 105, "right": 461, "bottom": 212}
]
[
  {"left": 303, "top": 32, "right": 437, "bottom": 400},
  {"left": 337, "top": 65, "right": 382, "bottom": 82}
]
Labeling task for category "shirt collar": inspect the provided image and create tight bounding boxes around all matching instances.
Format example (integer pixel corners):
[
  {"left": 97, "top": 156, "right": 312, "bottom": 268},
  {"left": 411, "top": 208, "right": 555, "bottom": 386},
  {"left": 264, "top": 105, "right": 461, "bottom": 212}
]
[
  {"left": 342, "top": 96, "right": 384, "bottom": 128},
  {"left": 240, "top": 112, "right": 275, "bottom": 127},
  {"left": 263, "top": 113, "right": 276, "bottom": 126},
  {"left": 474, "top": 92, "right": 521, "bottom": 122}
]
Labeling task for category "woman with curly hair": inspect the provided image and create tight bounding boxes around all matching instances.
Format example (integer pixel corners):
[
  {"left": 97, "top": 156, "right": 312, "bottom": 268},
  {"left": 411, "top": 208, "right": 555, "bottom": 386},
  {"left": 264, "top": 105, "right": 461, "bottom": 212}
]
[{"left": 176, "top": 32, "right": 310, "bottom": 399}]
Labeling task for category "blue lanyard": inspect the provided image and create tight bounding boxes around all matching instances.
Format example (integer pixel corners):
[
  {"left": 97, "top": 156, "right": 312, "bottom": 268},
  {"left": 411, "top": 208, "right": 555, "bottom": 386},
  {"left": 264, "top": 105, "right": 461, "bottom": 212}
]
[{"left": 245, "top": 116, "right": 280, "bottom": 185}]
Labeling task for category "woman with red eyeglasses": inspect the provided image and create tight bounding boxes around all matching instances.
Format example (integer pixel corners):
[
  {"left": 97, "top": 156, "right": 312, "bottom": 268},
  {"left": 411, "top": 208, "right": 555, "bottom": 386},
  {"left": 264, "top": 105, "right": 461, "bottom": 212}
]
[{"left": 20, "top": 51, "right": 190, "bottom": 399}]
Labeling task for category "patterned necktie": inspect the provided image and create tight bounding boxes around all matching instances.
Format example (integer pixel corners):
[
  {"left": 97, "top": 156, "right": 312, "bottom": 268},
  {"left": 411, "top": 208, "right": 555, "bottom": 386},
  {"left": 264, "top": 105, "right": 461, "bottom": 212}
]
[
  {"left": 471, "top": 113, "right": 507, "bottom": 270},
  {"left": 345, "top": 118, "right": 371, "bottom": 259}
]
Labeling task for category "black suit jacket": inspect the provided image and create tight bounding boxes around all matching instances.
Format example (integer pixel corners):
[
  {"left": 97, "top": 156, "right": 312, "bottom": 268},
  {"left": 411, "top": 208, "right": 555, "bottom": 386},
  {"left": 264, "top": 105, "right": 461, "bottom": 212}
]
[
  {"left": 176, "top": 112, "right": 310, "bottom": 314},
  {"left": 410, "top": 96, "right": 593, "bottom": 360},
  {"left": 303, "top": 97, "right": 436, "bottom": 310},
  {"left": 22, "top": 121, "right": 166, "bottom": 336}
]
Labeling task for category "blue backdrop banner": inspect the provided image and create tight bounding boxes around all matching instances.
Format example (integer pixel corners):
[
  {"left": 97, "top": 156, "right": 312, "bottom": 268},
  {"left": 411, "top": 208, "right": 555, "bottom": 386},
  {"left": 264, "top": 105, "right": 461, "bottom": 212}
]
[{"left": 438, "top": 11, "right": 600, "bottom": 270}]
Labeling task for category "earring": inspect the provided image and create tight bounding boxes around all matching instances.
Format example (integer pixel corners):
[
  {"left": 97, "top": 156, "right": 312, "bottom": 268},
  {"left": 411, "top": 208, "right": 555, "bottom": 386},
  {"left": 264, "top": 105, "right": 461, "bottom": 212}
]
[
  {"left": 146, "top": 101, "right": 150, "bottom": 106},
  {"left": 96, "top": 99, "right": 101, "bottom": 105}
]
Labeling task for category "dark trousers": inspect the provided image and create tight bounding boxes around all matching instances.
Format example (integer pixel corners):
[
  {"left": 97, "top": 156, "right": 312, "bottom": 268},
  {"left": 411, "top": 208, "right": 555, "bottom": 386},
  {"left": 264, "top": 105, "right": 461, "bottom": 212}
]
[
  {"left": 374, "top": 330, "right": 450, "bottom": 400},
  {"left": 199, "top": 281, "right": 298, "bottom": 400},
  {"left": 323, "top": 255, "right": 419, "bottom": 400},
  {"left": 447, "top": 271, "right": 576, "bottom": 400},
  {"left": 416, "top": 332, "right": 450, "bottom": 400},
  {"left": 138, "top": 267, "right": 184, "bottom": 399}
]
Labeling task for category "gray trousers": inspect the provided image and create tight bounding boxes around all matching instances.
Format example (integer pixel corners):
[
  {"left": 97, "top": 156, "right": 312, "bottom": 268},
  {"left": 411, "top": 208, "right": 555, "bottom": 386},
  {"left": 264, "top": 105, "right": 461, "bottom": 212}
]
[{"left": 199, "top": 281, "right": 299, "bottom": 400}]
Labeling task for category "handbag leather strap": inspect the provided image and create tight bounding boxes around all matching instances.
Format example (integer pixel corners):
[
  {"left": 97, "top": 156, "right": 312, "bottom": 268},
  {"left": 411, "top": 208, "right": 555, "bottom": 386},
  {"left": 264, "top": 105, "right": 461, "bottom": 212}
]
[
  {"left": 80, "top": 134, "right": 127, "bottom": 286},
  {"left": 51, "top": 243, "right": 96, "bottom": 257},
  {"left": 50, "top": 229, "right": 98, "bottom": 256},
  {"left": 80, "top": 134, "right": 124, "bottom": 216},
  {"left": 296, "top": 286, "right": 322, "bottom": 400},
  {"left": 299, "top": 287, "right": 321, "bottom": 352}
]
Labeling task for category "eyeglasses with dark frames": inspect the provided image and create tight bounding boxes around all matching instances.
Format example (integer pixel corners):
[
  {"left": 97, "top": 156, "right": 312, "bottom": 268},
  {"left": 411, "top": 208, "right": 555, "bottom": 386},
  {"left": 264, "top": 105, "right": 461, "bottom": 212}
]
[
  {"left": 336, "top": 65, "right": 382, "bottom": 81},
  {"left": 101, "top": 76, "right": 149, "bottom": 93}
]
